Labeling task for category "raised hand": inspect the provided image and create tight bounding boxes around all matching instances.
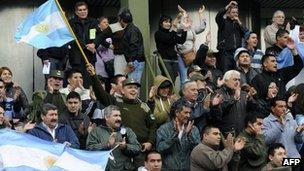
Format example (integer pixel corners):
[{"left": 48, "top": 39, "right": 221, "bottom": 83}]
[
  {"left": 47, "top": 78, "right": 54, "bottom": 94},
  {"left": 86, "top": 43, "right": 96, "bottom": 53},
  {"left": 148, "top": 86, "right": 157, "bottom": 100},
  {"left": 185, "top": 120, "right": 194, "bottom": 134},
  {"left": 212, "top": 94, "right": 223, "bottom": 106},
  {"left": 203, "top": 93, "right": 211, "bottom": 109},
  {"left": 288, "top": 93, "right": 299, "bottom": 104},
  {"left": 198, "top": 5, "right": 205, "bottom": 17},
  {"left": 13, "top": 88, "right": 21, "bottom": 101},
  {"left": 287, "top": 38, "right": 298, "bottom": 55},
  {"left": 224, "top": 133, "right": 234, "bottom": 150},
  {"left": 141, "top": 142, "right": 152, "bottom": 152},
  {"left": 205, "top": 31, "right": 211, "bottom": 45},
  {"left": 225, "top": 1, "right": 238, "bottom": 10},
  {"left": 177, "top": 5, "right": 187, "bottom": 15},
  {"left": 78, "top": 122, "right": 86, "bottom": 135},
  {"left": 234, "top": 89, "right": 241, "bottom": 101},
  {"left": 108, "top": 132, "right": 116, "bottom": 148},
  {"left": 234, "top": 137, "right": 246, "bottom": 151},
  {"left": 118, "top": 137, "right": 127, "bottom": 150}
]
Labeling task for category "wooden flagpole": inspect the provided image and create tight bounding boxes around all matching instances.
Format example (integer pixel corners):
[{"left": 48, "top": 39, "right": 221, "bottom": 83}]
[{"left": 54, "top": 0, "right": 92, "bottom": 68}]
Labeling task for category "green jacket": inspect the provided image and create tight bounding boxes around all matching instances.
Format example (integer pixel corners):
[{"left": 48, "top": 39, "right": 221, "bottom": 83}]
[
  {"left": 86, "top": 125, "right": 141, "bottom": 171},
  {"left": 27, "top": 90, "right": 66, "bottom": 123},
  {"left": 150, "top": 75, "right": 174, "bottom": 127},
  {"left": 238, "top": 130, "right": 267, "bottom": 171},
  {"left": 156, "top": 120, "right": 200, "bottom": 171},
  {"left": 91, "top": 75, "right": 157, "bottom": 144}
]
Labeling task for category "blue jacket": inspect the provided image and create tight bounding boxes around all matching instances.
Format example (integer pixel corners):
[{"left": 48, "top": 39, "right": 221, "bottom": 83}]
[
  {"left": 263, "top": 113, "right": 304, "bottom": 158},
  {"left": 28, "top": 123, "right": 80, "bottom": 149},
  {"left": 156, "top": 120, "right": 200, "bottom": 170}
]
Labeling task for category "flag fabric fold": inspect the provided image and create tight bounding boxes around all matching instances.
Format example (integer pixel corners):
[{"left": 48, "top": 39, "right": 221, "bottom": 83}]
[
  {"left": 0, "top": 129, "right": 110, "bottom": 171},
  {"left": 15, "top": 0, "right": 74, "bottom": 49}
]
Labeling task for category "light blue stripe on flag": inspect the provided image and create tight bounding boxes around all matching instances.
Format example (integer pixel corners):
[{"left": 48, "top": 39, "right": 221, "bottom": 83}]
[
  {"left": 0, "top": 129, "right": 110, "bottom": 171},
  {"left": 15, "top": 0, "right": 74, "bottom": 49}
]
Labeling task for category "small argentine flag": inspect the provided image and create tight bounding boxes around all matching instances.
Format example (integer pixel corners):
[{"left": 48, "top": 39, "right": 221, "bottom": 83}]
[
  {"left": 15, "top": 0, "right": 74, "bottom": 49},
  {"left": 0, "top": 129, "right": 111, "bottom": 171}
]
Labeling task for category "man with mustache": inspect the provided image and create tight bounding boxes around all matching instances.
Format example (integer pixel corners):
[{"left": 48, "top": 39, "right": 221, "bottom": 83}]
[
  {"left": 86, "top": 64, "right": 157, "bottom": 168},
  {"left": 28, "top": 103, "right": 80, "bottom": 149},
  {"left": 156, "top": 100, "right": 200, "bottom": 170},
  {"left": 86, "top": 105, "right": 141, "bottom": 170}
]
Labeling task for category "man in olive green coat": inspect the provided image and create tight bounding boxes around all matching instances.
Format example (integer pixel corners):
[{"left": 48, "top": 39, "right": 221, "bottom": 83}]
[
  {"left": 86, "top": 105, "right": 141, "bottom": 170},
  {"left": 238, "top": 113, "right": 267, "bottom": 171},
  {"left": 86, "top": 64, "right": 157, "bottom": 168}
]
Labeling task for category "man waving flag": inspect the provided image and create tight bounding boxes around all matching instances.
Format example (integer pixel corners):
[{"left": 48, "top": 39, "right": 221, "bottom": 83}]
[{"left": 15, "top": 0, "right": 74, "bottom": 49}]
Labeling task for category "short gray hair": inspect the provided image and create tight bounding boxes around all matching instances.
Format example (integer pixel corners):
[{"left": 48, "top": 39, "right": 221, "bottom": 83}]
[
  {"left": 42, "top": 103, "right": 57, "bottom": 116},
  {"left": 182, "top": 80, "right": 197, "bottom": 92},
  {"left": 223, "top": 70, "right": 240, "bottom": 82},
  {"left": 104, "top": 105, "right": 120, "bottom": 118}
]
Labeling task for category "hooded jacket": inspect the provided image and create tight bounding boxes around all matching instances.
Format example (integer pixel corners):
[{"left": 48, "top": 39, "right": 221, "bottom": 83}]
[{"left": 149, "top": 75, "right": 175, "bottom": 127}]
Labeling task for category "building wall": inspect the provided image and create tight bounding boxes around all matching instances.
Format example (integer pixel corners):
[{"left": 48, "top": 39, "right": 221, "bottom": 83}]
[{"left": 0, "top": 2, "right": 44, "bottom": 102}]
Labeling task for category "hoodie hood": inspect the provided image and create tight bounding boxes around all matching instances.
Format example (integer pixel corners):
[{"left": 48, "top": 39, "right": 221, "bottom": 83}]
[{"left": 153, "top": 75, "right": 174, "bottom": 97}]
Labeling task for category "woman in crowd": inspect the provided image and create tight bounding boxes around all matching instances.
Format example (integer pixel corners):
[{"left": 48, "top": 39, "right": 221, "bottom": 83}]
[
  {"left": 154, "top": 15, "right": 187, "bottom": 84},
  {"left": 0, "top": 67, "right": 28, "bottom": 120}
]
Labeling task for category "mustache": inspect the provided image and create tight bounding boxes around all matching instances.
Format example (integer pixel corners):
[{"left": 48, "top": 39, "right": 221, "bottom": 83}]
[{"left": 51, "top": 119, "right": 57, "bottom": 122}]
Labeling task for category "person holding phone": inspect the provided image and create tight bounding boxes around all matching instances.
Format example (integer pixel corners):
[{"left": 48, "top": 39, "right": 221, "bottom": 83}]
[{"left": 238, "top": 113, "right": 267, "bottom": 171}]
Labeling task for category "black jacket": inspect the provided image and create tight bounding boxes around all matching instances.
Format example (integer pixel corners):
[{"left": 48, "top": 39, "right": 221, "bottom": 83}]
[
  {"left": 215, "top": 87, "right": 257, "bottom": 136},
  {"left": 154, "top": 27, "right": 187, "bottom": 60},
  {"left": 59, "top": 110, "right": 90, "bottom": 149},
  {"left": 122, "top": 23, "right": 145, "bottom": 62},
  {"left": 216, "top": 8, "right": 247, "bottom": 51},
  {"left": 251, "top": 54, "right": 303, "bottom": 98},
  {"left": 37, "top": 45, "right": 69, "bottom": 61},
  {"left": 69, "top": 17, "right": 99, "bottom": 65}
]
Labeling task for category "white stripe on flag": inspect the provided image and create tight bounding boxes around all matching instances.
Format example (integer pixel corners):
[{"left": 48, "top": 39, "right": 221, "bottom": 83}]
[
  {"left": 19, "top": 11, "right": 67, "bottom": 43},
  {"left": 54, "top": 151, "right": 103, "bottom": 171},
  {"left": 0, "top": 144, "right": 59, "bottom": 170}
]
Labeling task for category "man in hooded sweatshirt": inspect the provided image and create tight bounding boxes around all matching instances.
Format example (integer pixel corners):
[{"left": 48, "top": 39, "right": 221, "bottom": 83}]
[{"left": 148, "top": 75, "right": 177, "bottom": 127}]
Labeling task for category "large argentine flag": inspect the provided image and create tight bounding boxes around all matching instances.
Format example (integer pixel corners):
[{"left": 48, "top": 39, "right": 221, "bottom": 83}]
[
  {"left": 15, "top": 0, "right": 74, "bottom": 49},
  {"left": 0, "top": 129, "right": 110, "bottom": 171}
]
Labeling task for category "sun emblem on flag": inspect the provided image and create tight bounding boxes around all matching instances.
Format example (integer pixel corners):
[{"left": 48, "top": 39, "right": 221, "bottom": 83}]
[
  {"left": 35, "top": 23, "right": 49, "bottom": 34},
  {"left": 44, "top": 156, "right": 57, "bottom": 168}
]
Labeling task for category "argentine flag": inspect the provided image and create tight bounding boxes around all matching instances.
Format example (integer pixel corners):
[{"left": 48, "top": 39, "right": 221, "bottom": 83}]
[
  {"left": 0, "top": 129, "right": 111, "bottom": 171},
  {"left": 15, "top": 0, "right": 74, "bottom": 49}
]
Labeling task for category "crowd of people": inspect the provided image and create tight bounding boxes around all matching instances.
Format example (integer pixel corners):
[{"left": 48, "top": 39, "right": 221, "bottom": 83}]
[{"left": 1, "top": 1, "right": 304, "bottom": 170}]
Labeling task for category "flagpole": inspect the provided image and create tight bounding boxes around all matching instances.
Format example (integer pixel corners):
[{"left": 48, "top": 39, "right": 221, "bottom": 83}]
[{"left": 54, "top": 0, "right": 91, "bottom": 67}]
